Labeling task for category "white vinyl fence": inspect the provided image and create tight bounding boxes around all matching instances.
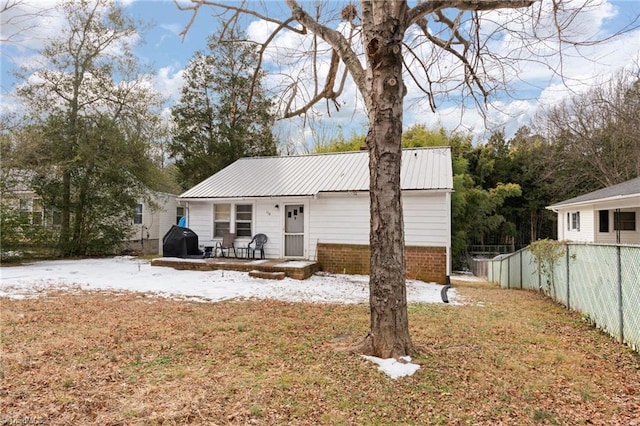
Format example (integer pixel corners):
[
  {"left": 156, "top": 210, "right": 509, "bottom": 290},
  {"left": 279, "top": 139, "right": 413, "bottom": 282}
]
[{"left": 478, "top": 243, "right": 640, "bottom": 352}]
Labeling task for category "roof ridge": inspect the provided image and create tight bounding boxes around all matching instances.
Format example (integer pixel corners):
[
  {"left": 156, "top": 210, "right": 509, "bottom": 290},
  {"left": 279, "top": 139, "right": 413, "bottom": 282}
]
[{"left": 237, "top": 145, "right": 450, "bottom": 161}]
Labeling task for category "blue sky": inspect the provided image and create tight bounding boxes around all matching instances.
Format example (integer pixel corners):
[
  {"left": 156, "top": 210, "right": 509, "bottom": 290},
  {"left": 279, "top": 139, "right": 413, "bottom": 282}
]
[{"left": 2, "top": 0, "right": 640, "bottom": 148}]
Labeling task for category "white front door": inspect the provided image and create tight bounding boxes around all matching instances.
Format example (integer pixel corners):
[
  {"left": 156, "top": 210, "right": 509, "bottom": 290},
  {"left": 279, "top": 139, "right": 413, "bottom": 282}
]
[{"left": 284, "top": 204, "right": 304, "bottom": 257}]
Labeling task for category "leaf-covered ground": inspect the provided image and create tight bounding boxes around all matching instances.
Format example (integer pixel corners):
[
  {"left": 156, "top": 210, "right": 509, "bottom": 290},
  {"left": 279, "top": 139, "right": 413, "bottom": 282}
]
[{"left": 1, "top": 279, "right": 639, "bottom": 425}]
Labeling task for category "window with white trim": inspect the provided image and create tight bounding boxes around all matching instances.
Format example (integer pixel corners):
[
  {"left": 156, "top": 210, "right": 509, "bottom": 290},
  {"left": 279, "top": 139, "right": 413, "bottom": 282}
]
[
  {"left": 214, "top": 204, "right": 231, "bottom": 237},
  {"left": 133, "top": 203, "right": 143, "bottom": 225},
  {"left": 235, "top": 204, "right": 253, "bottom": 237},
  {"left": 19, "top": 198, "right": 31, "bottom": 220},
  {"left": 176, "top": 206, "right": 185, "bottom": 225},
  {"left": 571, "top": 212, "right": 580, "bottom": 231}
]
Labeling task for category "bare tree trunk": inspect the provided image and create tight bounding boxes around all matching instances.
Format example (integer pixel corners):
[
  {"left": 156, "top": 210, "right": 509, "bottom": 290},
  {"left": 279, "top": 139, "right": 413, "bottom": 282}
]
[{"left": 359, "top": 2, "right": 414, "bottom": 359}]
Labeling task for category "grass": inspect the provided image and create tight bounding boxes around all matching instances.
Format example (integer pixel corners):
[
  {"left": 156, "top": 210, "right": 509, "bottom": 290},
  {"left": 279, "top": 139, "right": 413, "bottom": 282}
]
[{"left": 1, "top": 278, "right": 639, "bottom": 425}]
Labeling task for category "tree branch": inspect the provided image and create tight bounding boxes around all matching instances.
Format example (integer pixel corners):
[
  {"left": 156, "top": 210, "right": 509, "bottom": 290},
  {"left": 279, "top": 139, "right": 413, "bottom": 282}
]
[
  {"left": 408, "top": 0, "right": 536, "bottom": 26},
  {"left": 175, "top": 0, "right": 305, "bottom": 40},
  {"left": 285, "top": 0, "right": 366, "bottom": 97}
]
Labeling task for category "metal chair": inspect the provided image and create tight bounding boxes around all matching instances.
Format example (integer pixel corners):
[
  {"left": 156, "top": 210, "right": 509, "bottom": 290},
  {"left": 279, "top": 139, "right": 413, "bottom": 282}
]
[
  {"left": 216, "top": 233, "right": 237, "bottom": 258},
  {"left": 247, "top": 233, "right": 267, "bottom": 259}
]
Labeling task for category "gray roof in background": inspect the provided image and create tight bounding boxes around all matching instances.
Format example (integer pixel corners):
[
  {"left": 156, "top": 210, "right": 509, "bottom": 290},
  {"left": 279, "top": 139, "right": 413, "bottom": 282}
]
[
  {"left": 179, "top": 147, "right": 453, "bottom": 199},
  {"left": 548, "top": 176, "right": 640, "bottom": 208}
]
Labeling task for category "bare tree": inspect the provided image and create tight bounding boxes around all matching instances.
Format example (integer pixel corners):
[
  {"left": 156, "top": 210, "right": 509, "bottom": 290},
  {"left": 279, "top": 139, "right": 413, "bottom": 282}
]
[
  {"left": 0, "top": 0, "right": 54, "bottom": 45},
  {"left": 175, "top": 0, "right": 638, "bottom": 359},
  {"left": 536, "top": 67, "right": 640, "bottom": 191}
]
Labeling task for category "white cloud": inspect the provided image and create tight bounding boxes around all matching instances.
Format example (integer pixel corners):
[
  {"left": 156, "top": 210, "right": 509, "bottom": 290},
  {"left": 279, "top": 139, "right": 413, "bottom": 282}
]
[{"left": 152, "top": 65, "right": 185, "bottom": 103}]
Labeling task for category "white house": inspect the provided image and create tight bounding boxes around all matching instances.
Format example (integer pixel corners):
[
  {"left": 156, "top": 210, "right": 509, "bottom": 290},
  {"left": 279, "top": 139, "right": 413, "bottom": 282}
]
[
  {"left": 178, "top": 147, "right": 453, "bottom": 283},
  {"left": 128, "top": 192, "right": 181, "bottom": 255},
  {"left": 546, "top": 176, "right": 640, "bottom": 245}
]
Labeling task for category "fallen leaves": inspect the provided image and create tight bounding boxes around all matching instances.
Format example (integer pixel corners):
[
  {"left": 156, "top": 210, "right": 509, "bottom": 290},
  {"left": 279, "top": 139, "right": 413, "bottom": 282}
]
[{"left": 1, "top": 284, "right": 639, "bottom": 425}]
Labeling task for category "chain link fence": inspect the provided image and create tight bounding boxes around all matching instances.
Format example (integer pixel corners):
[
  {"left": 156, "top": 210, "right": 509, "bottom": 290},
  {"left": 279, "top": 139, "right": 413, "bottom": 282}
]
[{"left": 478, "top": 243, "right": 640, "bottom": 352}]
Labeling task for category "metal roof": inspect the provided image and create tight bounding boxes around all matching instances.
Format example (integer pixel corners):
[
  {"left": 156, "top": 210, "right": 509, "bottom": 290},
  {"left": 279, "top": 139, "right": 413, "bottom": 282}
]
[
  {"left": 547, "top": 176, "right": 640, "bottom": 209},
  {"left": 179, "top": 147, "right": 453, "bottom": 199}
]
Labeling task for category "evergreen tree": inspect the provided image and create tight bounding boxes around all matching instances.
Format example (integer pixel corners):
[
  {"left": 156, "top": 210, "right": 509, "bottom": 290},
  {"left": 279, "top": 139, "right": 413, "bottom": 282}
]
[{"left": 170, "top": 26, "right": 277, "bottom": 190}]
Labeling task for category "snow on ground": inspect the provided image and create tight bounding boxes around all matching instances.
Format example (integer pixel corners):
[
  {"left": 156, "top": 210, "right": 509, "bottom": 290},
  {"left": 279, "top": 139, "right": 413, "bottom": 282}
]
[
  {"left": 0, "top": 256, "right": 458, "bottom": 305},
  {"left": 0, "top": 256, "right": 460, "bottom": 379}
]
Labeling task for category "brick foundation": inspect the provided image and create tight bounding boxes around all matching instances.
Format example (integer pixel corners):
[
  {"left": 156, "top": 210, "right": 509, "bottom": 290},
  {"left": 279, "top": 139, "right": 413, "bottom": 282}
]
[{"left": 317, "top": 243, "right": 447, "bottom": 284}]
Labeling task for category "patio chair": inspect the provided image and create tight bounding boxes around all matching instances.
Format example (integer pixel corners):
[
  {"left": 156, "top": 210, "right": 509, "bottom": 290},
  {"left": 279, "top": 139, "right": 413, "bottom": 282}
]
[
  {"left": 216, "top": 233, "right": 237, "bottom": 258},
  {"left": 247, "top": 233, "right": 268, "bottom": 259}
]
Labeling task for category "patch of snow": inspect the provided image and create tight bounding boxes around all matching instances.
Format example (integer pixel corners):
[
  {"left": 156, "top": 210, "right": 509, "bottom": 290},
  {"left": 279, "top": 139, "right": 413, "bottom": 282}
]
[
  {"left": 274, "top": 260, "right": 315, "bottom": 268},
  {"left": 362, "top": 355, "right": 421, "bottom": 379}
]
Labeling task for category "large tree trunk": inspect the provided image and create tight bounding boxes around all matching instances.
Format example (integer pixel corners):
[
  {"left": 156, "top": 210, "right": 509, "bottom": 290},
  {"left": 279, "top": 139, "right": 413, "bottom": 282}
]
[{"left": 359, "top": 2, "right": 414, "bottom": 359}]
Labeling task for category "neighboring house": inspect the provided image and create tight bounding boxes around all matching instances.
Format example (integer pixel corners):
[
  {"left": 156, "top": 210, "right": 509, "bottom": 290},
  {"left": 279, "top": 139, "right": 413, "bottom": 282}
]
[
  {"left": 546, "top": 176, "right": 640, "bottom": 245},
  {"left": 1, "top": 170, "right": 58, "bottom": 227},
  {"left": 128, "top": 192, "right": 181, "bottom": 255},
  {"left": 178, "top": 147, "right": 453, "bottom": 283},
  {"left": 2, "top": 170, "right": 180, "bottom": 255}
]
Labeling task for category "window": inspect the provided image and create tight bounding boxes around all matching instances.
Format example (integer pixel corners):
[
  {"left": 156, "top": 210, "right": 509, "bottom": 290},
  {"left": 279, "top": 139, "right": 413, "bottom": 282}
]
[
  {"left": 599, "top": 210, "right": 609, "bottom": 233},
  {"left": 51, "top": 210, "right": 62, "bottom": 226},
  {"left": 214, "top": 204, "right": 230, "bottom": 237},
  {"left": 19, "top": 198, "right": 31, "bottom": 220},
  {"left": 17, "top": 198, "right": 44, "bottom": 224},
  {"left": 133, "top": 203, "right": 143, "bottom": 225},
  {"left": 176, "top": 206, "right": 185, "bottom": 225},
  {"left": 571, "top": 212, "right": 580, "bottom": 231},
  {"left": 235, "top": 204, "right": 253, "bottom": 237},
  {"left": 32, "top": 198, "right": 43, "bottom": 225},
  {"left": 614, "top": 211, "right": 636, "bottom": 231}
]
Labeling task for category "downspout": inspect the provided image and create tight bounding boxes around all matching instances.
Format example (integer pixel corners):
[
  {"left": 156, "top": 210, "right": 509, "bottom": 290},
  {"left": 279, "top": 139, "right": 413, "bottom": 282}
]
[{"left": 441, "top": 190, "right": 452, "bottom": 303}]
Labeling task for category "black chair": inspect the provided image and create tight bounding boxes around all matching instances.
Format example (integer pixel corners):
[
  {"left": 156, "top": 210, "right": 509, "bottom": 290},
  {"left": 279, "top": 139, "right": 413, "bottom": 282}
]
[
  {"left": 216, "top": 233, "right": 237, "bottom": 258},
  {"left": 247, "top": 233, "right": 267, "bottom": 259}
]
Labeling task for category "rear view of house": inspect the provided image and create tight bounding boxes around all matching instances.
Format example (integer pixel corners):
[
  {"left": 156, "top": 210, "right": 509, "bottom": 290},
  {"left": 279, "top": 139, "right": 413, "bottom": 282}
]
[{"left": 178, "top": 147, "right": 453, "bottom": 283}]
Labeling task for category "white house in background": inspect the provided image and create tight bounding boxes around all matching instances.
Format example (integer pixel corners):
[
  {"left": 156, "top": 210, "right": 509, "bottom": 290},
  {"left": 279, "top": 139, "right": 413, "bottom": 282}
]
[
  {"left": 2, "top": 169, "right": 180, "bottom": 255},
  {"left": 178, "top": 147, "right": 453, "bottom": 283},
  {"left": 546, "top": 176, "right": 640, "bottom": 245},
  {"left": 128, "top": 192, "right": 181, "bottom": 255}
]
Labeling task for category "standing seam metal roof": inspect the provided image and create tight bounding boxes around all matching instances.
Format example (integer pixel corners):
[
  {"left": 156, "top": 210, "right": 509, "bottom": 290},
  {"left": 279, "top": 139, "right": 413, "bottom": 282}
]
[{"left": 179, "top": 147, "right": 453, "bottom": 199}]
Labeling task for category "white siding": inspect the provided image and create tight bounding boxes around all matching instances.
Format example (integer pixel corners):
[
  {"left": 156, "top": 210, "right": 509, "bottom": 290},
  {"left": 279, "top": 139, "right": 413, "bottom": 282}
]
[
  {"left": 187, "top": 201, "right": 213, "bottom": 243},
  {"left": 308, "top": 192, "right": 449, "bottom": 260},
  {"left": 157, "top": 195, "right": 178, "bottom": 255},
  {"left": 558, "top": 207, "right": 595, "bottom": 243},
  {"left": 129, "top": 193, "right": 178, "bottom": 254},
  {"left": 186, "top": 192, "right": 450, "bottom": 259},
  {"left": 309, "top": 194, "right": 371, "bottom": 260},
  {"left": 403, "top": 193, "right": 449, "bottom": 247},
  {"left": 254, "top": 199, "right": 286, "bottom": 259}
]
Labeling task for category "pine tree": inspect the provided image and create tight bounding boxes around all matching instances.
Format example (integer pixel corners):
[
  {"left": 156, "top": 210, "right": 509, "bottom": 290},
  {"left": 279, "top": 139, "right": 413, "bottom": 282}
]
[{"left": 170, "top": 26, "right": 277, "bottom": 190}]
